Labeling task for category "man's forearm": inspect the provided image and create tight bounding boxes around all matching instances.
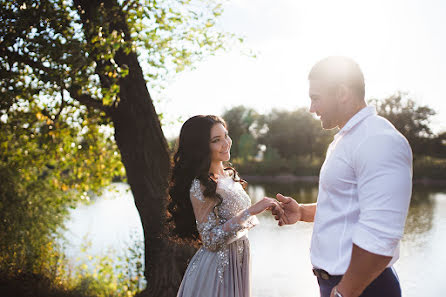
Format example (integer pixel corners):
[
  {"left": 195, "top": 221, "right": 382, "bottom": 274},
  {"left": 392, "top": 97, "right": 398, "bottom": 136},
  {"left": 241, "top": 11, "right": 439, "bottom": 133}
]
[
  {"left": 336, "top": 244, "right": 392, "bottom": 297},
  {"left": 300, "top": 203, "right": 317, "bottom": 222}
]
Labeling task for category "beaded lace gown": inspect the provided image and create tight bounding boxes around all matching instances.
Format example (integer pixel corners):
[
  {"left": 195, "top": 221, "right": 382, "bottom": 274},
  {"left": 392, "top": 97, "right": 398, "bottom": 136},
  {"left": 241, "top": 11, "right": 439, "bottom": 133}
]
[{"left": 176, "top": 176, "right": 259, "bottom": 297}]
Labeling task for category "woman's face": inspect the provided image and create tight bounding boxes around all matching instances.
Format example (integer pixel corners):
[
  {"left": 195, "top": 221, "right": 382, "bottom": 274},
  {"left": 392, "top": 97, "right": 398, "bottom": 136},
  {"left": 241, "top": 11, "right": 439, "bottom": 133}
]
[{"left": 209, "top": 123, "right": 232, "bottom": 162}]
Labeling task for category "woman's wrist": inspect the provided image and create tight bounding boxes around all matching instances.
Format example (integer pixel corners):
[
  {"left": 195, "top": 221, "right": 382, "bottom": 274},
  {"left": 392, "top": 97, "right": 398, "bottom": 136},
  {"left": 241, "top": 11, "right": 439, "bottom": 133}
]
[{"left": 242, "top": 208, "right": 251, "bottom": 220}]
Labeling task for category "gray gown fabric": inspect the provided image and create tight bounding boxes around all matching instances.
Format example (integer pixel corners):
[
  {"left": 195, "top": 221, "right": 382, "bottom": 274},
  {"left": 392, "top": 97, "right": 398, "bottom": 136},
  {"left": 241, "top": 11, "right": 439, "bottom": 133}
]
[{"left": 177, "top": 176, "right": 259, "bottom": 297}]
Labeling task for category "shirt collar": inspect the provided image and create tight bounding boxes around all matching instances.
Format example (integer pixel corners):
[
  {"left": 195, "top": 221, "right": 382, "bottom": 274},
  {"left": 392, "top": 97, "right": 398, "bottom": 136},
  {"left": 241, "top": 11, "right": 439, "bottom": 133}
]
[{"left": 337, "top": 106, "right": 376, "bottom": 135}]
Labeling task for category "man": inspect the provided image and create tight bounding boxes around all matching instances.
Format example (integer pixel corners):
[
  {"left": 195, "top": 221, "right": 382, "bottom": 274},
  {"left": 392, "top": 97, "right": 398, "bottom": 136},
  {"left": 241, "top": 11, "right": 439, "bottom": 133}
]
[{"left": 273, "top": 56, "right": 413, "bottom": 297}]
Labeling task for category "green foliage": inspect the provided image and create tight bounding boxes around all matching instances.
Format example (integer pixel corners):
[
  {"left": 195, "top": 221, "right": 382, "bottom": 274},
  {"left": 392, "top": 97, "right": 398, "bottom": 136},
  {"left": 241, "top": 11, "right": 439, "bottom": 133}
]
[
  {"left": 223, "top": 94, "right": 445, "bottom": 178},
  {"left": 0, "top": 0, "right": 236, "bottom": 193},
  {"left": 222, "top": 106, "right": 333, "bottom": 161},
  {"left": 0, "top": 165, "right": 71, "bottom": 276},
  {"left": 238, "top": 133, "right": 257, "bottom": 160},
  {"left": 413, "top": 156, "right": 446, "bottom": 180},
  {"left": 0, "top": 0, "right": 235, "bottom": 111},
  {"left": 259, "top": 108, "right": 334, "bottom": 159},
  {"left": 0, "top": 236, "right": 145, "bottom": 297},
  {"left": 222, "top": 106, "right": 333, "bottom": 176},
  {"left": 233, "top": 154, "right": 324, "bottom": 177},
  {"left": 131, "top": 0, "right": 236, "bottom": 86},
  {"left": 1, "top": 0, "right": 235, "bottom": 287},
  {"left": 428, "top": 132, "right": 446, "bottom": 158},
  {"left": 0, "top": 99, "right": 123, "bottom": 279},
  {"left": 68, "top": 238, "right": 145, "bottom": 297},
  {"left": 0, "top": 0, "right": 236, "bottom": 197},
  {"left": 0, "top": 100, "right": 124, "bottom": 194},
  {"left": 369, "top": 93, "right": 443, "bottom": 156},
  {"left": 222, "top": 106, "right": 260, "bottom": 159}
]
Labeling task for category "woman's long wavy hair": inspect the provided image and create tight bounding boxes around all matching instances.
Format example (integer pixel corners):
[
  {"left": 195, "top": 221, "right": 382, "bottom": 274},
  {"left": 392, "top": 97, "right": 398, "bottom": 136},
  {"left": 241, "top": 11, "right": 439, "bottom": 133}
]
[{"left": 167, "top": 115, "right": 246, "bottom": 245}]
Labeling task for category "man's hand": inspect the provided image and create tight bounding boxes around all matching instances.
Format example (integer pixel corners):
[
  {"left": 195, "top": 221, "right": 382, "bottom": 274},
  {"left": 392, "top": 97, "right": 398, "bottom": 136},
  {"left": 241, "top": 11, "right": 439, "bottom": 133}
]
[
  {"left": 272, "top": 193, "right": 302, "bottom": 226},
  {"left": 331, "top": 244, "right": 392, "bottom": 297}
]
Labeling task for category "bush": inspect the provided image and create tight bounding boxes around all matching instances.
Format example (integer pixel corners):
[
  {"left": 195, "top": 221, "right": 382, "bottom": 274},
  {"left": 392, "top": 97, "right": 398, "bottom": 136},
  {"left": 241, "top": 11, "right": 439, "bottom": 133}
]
[
  {"left": 413, "top": 156, "right": 446, "bottom": 180},
  {"left": 232, "top": 153, "right": 324, "bottom": 177},
  {"left": 0, "top": 165, "right": 74, "bottom": 278},
  {"left": 233, "top": 153, "right": 446, "bottom": 181}
]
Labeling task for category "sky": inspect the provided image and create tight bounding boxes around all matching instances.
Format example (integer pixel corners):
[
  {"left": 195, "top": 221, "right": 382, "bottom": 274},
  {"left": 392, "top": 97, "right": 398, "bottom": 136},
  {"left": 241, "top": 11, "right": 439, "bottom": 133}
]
[{"left": 154, "top": 0, "right": 446, "bottom": 139}]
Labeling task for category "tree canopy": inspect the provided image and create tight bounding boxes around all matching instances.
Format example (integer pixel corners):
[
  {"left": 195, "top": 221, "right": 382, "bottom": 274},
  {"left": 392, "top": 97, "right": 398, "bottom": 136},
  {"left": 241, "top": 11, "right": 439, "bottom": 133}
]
[
  {"left": 1, "top": 0, "right": 236, "bottom": 294},
  {"left": 369, "top": 93, "right": 443, "bottom": 156},
  {"left": 0, "top": 0, "right": 235, "bottom": 196},
  {"left": 259, "top": 108, "right": 333, "bottom": 159},
  {"left": 222, "top": 95, "right": 445, "bottom": 177},
  {"left": 0, "top": 0, "right": 233, "bottom": 220},
  {"left": 222, "top": 106, "right": 260, "bottom": 160}
]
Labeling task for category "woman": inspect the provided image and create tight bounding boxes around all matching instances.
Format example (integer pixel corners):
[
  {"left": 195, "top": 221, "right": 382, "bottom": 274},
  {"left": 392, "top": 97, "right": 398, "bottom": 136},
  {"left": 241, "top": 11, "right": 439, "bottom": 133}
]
[{"left": 168, "top": 115, "right": 279, "bottom": 297}]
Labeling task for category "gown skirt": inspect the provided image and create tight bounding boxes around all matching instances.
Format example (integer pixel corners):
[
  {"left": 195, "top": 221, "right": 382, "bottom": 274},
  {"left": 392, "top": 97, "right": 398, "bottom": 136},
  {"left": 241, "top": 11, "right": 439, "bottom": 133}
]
[{"left": 177, "top": 236, "right": 251, "bottom": 297}]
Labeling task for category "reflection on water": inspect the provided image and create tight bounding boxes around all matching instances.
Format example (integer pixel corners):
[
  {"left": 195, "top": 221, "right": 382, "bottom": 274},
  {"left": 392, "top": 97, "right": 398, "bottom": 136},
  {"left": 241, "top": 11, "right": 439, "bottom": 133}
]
[
  {"left": 62, "top": 183, "right": 144, "bottom": 265},
  {"left": 248, "top": 182, "right": 442, "bottom": 238},
  {"left": 63, "top": 183, "right": 446, "bottom": 297},
  {"left": 251, "top": 182, "right": 319, "bottom": 204},
  {"left": 247, "top": 183, "right": 446, "bottom": 297},
  {"left": 404, "top": 190, "right": 435, "bottom": 238}
]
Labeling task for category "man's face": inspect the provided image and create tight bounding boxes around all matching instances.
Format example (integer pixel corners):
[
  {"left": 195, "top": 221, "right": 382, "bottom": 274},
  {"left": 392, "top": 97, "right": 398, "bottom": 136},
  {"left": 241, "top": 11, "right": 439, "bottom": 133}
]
[{"left": 309, "top": 79, "right": 340, "bottom": 130}]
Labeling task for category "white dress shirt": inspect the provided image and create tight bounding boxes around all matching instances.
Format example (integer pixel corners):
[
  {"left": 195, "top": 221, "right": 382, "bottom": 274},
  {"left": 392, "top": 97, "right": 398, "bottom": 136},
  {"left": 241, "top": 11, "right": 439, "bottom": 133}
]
[{"left": 310, "top": 106, "right": 413, "bottom": 275}]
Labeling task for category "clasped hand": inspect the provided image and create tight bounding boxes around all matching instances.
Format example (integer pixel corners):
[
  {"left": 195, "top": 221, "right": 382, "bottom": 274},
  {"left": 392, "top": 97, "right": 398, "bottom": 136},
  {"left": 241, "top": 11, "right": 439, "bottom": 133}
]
[
  {"left": 269, "top": 193, "right": 302, "bottom": 226},
  {"left": 249, "top": 193, "right": 301, "bottom": 226}
]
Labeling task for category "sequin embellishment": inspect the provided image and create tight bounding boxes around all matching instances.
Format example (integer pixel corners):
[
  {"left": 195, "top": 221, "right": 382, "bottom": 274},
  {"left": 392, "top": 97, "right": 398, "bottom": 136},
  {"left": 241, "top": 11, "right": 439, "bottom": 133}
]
[{"left": 190, "top": 177, "right": 258, "bottom": 283}]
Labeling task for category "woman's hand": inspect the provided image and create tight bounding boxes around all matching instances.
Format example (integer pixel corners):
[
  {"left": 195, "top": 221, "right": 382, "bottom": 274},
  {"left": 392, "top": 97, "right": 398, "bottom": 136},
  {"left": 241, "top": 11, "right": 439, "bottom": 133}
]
[
  {"left": 273, "top": 193, "right": 302, "bottom": 225},
  {"left": 248, "top": 197, "right": 282, "bottom": 216}
]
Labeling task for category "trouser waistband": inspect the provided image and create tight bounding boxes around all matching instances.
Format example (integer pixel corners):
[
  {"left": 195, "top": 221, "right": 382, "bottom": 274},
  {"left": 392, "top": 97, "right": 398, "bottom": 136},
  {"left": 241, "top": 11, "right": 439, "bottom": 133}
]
[
  {"left": 312, "top": 268, "right": 342, "bottom": 280},
  {"left": 315, "top": 267, "right": 401, "bottom": 297}
]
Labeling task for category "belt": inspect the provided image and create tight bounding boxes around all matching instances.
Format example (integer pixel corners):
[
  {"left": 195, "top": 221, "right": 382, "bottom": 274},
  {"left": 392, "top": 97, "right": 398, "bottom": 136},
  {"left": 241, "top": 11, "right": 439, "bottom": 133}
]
[{"left": 312, "top": 268, "right": 342, "bottom": 280}]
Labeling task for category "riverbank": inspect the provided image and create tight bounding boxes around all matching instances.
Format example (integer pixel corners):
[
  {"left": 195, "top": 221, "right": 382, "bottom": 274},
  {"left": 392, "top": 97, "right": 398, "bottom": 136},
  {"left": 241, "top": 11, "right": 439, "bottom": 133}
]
[
  {"left": 243, "top": 174, "right": 446, "bottom": 187},
  {"left": 233, "top": 155, "right": 446, "bottom": 183}
]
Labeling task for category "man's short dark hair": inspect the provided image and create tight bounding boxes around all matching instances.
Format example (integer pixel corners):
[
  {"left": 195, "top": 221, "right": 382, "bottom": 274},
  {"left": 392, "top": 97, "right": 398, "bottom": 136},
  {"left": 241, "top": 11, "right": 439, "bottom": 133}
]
[{"left": 308, "top": 56, "right": 365, "bottom": 100}]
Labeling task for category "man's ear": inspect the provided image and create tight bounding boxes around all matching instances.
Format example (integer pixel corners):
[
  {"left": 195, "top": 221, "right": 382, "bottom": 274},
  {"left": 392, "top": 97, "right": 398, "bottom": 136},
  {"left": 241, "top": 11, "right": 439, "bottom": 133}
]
[{"left": 335, "top": 84, "right": 350, "bottom": 103}]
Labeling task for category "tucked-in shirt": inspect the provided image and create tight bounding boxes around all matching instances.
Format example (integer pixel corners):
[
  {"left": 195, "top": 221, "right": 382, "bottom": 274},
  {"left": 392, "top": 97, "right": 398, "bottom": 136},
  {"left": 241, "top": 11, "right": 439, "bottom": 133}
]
[{"left": 310, "top": 106, "right": 413, "bottom": 275}]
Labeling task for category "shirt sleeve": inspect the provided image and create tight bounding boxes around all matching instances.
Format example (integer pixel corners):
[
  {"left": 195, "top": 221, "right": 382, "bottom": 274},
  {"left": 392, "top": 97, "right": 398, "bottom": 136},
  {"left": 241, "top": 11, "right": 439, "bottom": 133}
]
[
  {"left": 189, "top": 179, "right": 258, "bottom": 251},
  {"left": 352, "top": 133, "right": 413, "bottom": 256}
]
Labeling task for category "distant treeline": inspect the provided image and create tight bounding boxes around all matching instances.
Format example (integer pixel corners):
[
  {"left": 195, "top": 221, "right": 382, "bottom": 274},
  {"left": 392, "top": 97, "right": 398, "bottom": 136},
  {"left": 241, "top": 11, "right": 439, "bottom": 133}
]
[{"left": 219, "top": 93, "right": 446, "bottom": 179}]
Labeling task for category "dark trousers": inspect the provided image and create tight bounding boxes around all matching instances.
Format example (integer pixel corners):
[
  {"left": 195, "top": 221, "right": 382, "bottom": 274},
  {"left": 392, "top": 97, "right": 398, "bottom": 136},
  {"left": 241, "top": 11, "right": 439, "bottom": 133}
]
[{"left": 317, "top": 267, "right": 401, "bottom": 297}]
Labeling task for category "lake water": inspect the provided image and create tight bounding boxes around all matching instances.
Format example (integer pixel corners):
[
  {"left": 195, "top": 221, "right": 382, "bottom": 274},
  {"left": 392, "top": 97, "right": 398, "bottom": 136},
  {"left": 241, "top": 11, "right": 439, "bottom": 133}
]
[{"left": 63, "top": 182, "right": 446, "bottom": 297}]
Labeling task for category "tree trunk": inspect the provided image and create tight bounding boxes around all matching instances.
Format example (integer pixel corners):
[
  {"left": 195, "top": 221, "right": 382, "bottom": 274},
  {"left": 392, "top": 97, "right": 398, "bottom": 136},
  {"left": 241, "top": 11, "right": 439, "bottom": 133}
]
[
  {"left": 74, "top": 1, "right": 196, "bottom": 296},
  {"left": 111, "top": 50, "right": 195, "bottom": 296}
]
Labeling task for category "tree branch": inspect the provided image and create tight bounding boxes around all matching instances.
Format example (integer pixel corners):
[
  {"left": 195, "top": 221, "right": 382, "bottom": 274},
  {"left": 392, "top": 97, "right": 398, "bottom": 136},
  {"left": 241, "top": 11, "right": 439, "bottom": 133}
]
[
  {"left": 53, "top": 82, "right": 66, "bottom": 122},
  {"left": 68, "top": 85, "right": 110, "bottom": 114},
  {"left": 2, "top": 47, "right": 110, "bottom": 114}
]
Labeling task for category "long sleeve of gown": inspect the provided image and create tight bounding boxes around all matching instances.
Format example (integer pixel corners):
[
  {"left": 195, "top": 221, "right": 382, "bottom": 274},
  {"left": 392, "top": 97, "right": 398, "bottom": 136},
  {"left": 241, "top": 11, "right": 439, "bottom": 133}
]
[{"left": 189, "top": 179, "right": 258, "bottom": 252}]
